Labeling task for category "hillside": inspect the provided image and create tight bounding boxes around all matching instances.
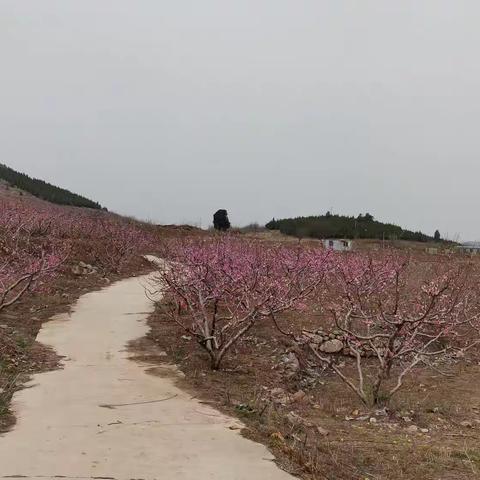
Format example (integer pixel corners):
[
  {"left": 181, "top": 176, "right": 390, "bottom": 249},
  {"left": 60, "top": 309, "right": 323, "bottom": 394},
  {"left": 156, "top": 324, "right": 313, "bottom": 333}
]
[
  {"left": 0, "top": 163, "right": 102, "bottom": 209},
  {"left": 266, "top": 213, "right": 438, "bottom": 243}
]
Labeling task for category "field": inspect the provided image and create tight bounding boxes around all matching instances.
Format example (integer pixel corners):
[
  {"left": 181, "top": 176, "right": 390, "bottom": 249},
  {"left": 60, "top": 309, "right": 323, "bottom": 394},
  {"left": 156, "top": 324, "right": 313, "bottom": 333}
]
[
  {"left": 142, "top": 235, "right": 480, "bottom": 480},
  {"left": 1, "top": 196, "right": 479, "bottom": 479},
  {"left": 142, "top": 308, "right": 479, "bottom": 479},
  {"left": 0, "top": 195, "right": 163, "bottom": 431}
]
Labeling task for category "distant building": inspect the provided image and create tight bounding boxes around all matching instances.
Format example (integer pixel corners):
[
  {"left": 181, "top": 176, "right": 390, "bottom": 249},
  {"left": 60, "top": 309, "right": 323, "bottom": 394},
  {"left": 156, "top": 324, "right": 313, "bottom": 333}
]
[
  {"left": 323, "top": 239, "right": 353, "bottom": 252},
  {"left": 456, "top": 242, "right": 480, "bottom": 255}
]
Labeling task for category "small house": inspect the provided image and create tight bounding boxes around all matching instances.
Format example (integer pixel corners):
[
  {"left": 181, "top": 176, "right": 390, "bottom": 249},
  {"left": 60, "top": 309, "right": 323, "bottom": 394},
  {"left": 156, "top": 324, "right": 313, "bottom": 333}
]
[
  {"left": 455, "top": 243, "right": 480, "bottom": 255},
  {"left": 322, "top": 239, "right": 352, "bottom": 252}
]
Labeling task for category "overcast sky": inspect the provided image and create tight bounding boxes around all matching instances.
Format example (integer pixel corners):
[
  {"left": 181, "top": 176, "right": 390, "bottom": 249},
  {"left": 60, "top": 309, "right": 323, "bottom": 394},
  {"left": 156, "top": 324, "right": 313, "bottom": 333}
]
[{"left": 1, "top": 1, "right": 479, "bottom": 240}]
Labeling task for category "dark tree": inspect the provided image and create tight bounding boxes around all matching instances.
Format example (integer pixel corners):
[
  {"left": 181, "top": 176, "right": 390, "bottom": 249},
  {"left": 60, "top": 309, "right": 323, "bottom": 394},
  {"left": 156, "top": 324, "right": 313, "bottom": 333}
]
[
  {"left": 266, "top": 218, "right": 278, "bottom": 230},
  {"left": 264, "top": 213, "right": 435, "bottom": 243},
  {"left": 0, "top": 163, "right": 102, "bottom": 209},
  {"left": 434, "top": 230, "right": 441, "bottom": 242},
  {"left": 213, "top": 209, "right": 231, "bottom": 231}
]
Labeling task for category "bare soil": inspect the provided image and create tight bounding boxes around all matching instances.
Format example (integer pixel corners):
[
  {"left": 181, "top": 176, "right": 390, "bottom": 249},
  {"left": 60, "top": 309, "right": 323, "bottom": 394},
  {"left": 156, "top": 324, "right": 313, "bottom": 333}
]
[{"left": 144, "top": 308, "right": 480, "bottom": 480}]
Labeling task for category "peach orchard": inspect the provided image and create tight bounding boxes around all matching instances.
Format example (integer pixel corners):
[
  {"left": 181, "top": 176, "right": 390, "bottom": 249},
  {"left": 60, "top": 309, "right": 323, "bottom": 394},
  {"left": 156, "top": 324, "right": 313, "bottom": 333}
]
[
  {"left": 0, "top": 198, "right": 155, "bottom": 312},
  {"left": 155, "top": 237, "right": 480, "bottom": 406}
]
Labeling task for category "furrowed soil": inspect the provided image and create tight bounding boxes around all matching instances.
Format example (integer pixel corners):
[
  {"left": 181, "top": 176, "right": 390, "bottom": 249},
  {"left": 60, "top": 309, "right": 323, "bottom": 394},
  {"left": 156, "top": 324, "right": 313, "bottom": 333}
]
[{"left": 142, "top": 308, "right": 480, "bottom": 480}]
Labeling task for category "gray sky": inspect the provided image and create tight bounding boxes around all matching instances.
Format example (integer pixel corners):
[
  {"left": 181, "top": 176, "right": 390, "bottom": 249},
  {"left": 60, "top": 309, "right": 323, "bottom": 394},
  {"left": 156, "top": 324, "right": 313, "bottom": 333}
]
[{"left": 1, "top": 1, "right": 479, "bottom": 240}]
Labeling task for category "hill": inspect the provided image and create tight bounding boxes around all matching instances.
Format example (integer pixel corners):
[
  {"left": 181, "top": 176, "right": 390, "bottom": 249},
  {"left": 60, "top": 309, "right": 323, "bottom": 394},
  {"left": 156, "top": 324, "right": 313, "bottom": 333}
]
[
  {"left": 0, "top": 163, "right": 102, "bottom": 209},
  {"left": 266, "top": 213, "right": 438, "bottom": 243}
]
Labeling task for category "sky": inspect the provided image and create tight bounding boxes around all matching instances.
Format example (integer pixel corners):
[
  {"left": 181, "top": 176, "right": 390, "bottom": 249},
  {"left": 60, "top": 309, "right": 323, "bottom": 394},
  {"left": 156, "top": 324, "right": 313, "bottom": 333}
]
[{"left": 1, "top": 1, "right": 479, "bottom": 240}]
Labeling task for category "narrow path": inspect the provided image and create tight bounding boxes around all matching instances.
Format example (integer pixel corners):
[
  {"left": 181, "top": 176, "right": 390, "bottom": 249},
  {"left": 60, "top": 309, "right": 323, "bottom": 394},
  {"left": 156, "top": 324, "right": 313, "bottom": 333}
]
[{"left": 0, "top": 275, "right": 294, "bottom": 480}]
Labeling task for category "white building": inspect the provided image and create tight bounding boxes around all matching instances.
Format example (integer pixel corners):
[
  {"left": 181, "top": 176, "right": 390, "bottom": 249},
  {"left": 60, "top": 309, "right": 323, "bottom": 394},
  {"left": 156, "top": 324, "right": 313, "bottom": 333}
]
[
  {"left": 456, "top": 242, "right": 480, "bottom": 255},
  {"left": 322, "top": 239, "right": 353, "bottom": 252}
]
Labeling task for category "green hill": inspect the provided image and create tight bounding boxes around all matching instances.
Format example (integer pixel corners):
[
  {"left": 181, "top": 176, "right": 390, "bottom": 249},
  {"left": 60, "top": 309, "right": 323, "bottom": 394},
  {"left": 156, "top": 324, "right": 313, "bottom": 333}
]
[
  {"left": 0, "top": 163, "right": 102, "bottom": 209},
  {"left": 266, "top": 213, "right": 437, "bottom": 243}
]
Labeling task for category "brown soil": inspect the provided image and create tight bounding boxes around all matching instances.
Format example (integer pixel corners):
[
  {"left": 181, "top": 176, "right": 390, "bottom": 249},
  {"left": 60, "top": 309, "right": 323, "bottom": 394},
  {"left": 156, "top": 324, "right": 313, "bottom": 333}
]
[
  {"left": 0, "top": 255, "right": 152, "bottom": 433},
  {"left": 143, "top": 308, "right": 480, "bottom": 480}
]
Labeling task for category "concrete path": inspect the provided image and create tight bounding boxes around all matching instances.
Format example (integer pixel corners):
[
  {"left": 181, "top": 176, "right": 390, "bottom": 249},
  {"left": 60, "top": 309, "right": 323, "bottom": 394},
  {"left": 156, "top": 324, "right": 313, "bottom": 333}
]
[{"left": 0, "top": 275, "right": 294, "bottom": 480}]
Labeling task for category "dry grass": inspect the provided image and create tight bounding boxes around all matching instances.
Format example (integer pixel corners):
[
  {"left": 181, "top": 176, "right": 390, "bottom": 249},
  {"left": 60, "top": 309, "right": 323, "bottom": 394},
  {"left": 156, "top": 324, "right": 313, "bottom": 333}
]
[{"left": 143, "top": 301, "right": 480, "bottom": 480}]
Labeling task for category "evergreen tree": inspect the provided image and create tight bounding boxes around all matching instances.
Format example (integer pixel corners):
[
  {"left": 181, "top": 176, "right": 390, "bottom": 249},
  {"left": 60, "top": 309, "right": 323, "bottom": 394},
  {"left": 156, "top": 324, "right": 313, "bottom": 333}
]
[
  {"left": 213, "top": 209, "right": 231, "bottom": 231},
  {"left": 265, "top": 212, "right": 439, "bottom": 243},
  {"left": 0, "top": 163, "right": 101, "bottom": 209}
]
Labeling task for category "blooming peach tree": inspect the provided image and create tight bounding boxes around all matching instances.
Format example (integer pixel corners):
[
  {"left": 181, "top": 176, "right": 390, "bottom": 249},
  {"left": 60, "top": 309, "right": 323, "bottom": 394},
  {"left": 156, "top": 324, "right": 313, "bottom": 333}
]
[
  {"left": 0, "top": 205, "right": 65, "bottom": 312},
  {"left": 0, "top": 199, "right": 155, "bottom": 276},
  {"left": 90, "top": 218, "right": 151, "bottom": 274},
  {"left": 0, "top": 198, "right": 157, "bottom": 313},
  {"left": 153, "top": 237, "right": 331, "bottom": 370},
  {"left": 302, "top": 253, "right": 480, "bottom": 406},
  {"left": 0, "top": 250, "right": 63, "bottom": 312}
]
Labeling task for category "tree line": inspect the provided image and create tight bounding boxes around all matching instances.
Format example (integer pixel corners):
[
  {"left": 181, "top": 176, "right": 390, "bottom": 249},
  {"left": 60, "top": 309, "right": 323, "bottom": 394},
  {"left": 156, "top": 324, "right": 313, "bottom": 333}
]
[
  {"left": 0, "top": 163, "right": 102, "bottom": 209},
  {"left": 266, "top": 212, "right": 440, "bottom": 243}
]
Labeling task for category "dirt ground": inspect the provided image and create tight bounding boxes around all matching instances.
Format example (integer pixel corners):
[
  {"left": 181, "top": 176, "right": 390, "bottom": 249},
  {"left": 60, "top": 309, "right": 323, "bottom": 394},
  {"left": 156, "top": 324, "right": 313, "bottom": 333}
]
[
  {"left": 2, "top": 227, "right": 479, "bottom": 478},
  {"left": 0, "top": 255, "right": 153, "bottom": 433},
  {"left": 144, "top": 307, "right": 480, "bottom": 480}
]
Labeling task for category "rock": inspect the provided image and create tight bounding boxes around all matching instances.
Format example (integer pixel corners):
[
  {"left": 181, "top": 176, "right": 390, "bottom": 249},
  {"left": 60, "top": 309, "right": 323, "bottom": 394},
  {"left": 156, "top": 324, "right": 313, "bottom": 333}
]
[
  {"left": 280, "top": 352, "right": 300, "bottom": 375},
  {"left": 72, "top": 262, "right": 98, "bottom": 276},
  {"left": 286, "top": 412, "right": 313, "bottom": 428},
  {"left": 316, "top": 426, "right": 330, "bottom": 436},
  {"left": 270, "top": 387, "right": 289, "bottom": 405},
  {"left": 181, "top": 335, "right": 192, "bottom": 341},
  {"left": 420, "top": 428, "right": 429, "bottom": 433},
  {"left": 302, "top": 331, "right": 323, "bottom": 345},
  {"left": 71, "top": 265, "right": 83, "bottom": 276},
  {"left": 357, "top": 415, "right": 370, "bottom": 421},
  {"left": 291, "top": 390, "right": 306, "bottom": 403},
  {"left": 271, "top": 387, "right": 285, "bottom": 396},
  {"left": 275, "top": 396, "right": 290, "bottom": 405},
  {"left": 319, "top": 339, "right": 344, "bottom": 354},
  {"left": 287, "top": 412, "right": 302, "bottom": 426},
  {"left": 406, "top": 425, "right": 418, "bottom": 433},
  {"left": 79, "top": 261, "right": 98, "bottom": 273},
  {"left": 369, "top": 417, "right": 378, "bottom": 424}
]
